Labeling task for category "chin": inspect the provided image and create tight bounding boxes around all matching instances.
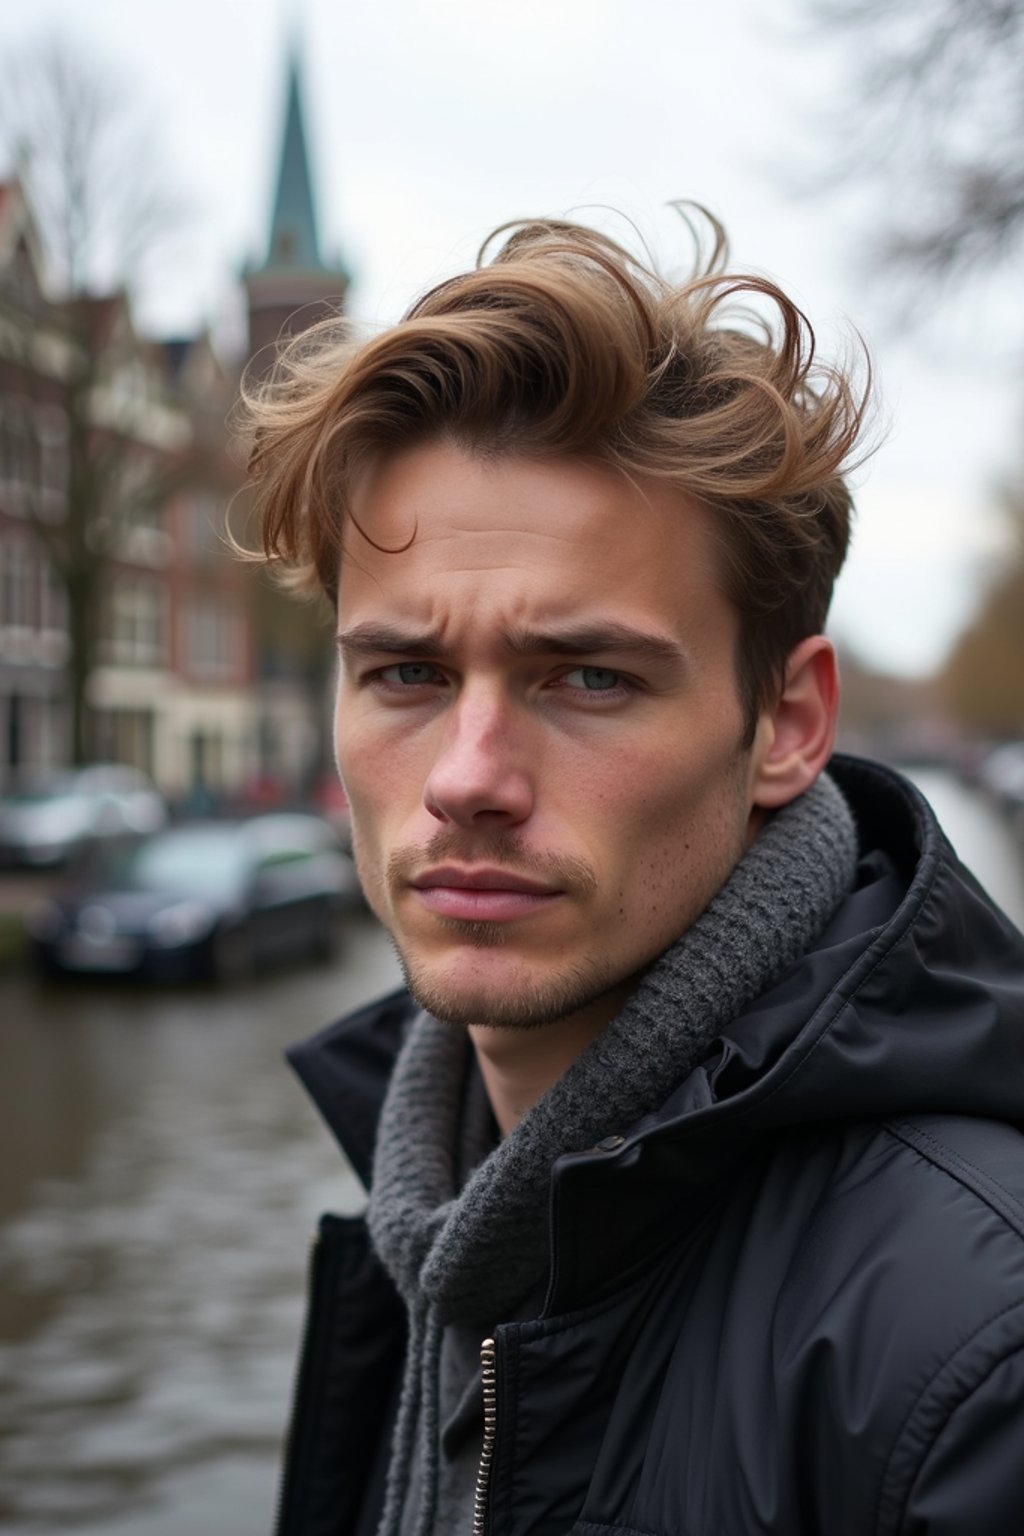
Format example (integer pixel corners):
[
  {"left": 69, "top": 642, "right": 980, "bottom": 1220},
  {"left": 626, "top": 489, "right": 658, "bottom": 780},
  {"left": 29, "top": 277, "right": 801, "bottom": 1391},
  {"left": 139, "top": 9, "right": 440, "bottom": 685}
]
[{"left": 398, "top": 947, "right": 613, "bottom": 1032}]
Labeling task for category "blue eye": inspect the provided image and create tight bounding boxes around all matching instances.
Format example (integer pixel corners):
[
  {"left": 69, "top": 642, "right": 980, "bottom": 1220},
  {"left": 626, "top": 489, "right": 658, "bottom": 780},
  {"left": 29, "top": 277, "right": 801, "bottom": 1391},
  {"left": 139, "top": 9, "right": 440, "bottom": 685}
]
[
  {"left": 565, "top": 667, "right": 622, "bottom": 691},
  {"left": 380, "top": 663, "right": 443, "bottom": 685}
]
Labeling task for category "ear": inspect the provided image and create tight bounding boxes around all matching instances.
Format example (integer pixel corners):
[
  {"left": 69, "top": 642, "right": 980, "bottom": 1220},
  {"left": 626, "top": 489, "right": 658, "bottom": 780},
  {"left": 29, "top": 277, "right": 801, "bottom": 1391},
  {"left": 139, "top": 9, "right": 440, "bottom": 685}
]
[{"left": 749, "top": 636, "right": 839, "bottom": 811}]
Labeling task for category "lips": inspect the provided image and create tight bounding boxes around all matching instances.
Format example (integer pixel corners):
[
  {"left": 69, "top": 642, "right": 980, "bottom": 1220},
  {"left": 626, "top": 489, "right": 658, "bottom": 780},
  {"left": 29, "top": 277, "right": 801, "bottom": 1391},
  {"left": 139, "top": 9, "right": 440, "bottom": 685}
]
[
  {"left": 413, "top": 865, "right": 557, "bottom": 894},
  {"left": 410, "top": 865, "right": 563, "bottom": 921}
]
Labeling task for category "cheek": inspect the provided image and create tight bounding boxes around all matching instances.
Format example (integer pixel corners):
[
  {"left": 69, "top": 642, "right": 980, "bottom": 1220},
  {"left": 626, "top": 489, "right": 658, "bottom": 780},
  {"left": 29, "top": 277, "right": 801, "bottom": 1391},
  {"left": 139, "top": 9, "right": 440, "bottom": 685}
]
[
  {"left": 592, "top": 736, "right": 719, "bottom": 839},
  {"left": 603, "top": 740, "right": 749, "bottom": 889},
  {"left": 335, "top": 710, "right": 432, "bottom": 863},
  {"left": 336, "top": 704, "right": 396, "bottom": 802},
  {"left": 335, "top": 729, "right": 382, "bottom": 854},
  {"left": 336, "top": 736, "right": 394, "bottom": 917}
]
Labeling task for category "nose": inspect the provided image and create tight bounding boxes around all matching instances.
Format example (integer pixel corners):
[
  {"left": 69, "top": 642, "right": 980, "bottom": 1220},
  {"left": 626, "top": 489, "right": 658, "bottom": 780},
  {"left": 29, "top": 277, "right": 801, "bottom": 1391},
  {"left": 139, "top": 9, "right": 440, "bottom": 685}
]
[{"left": 423, "top": 685, "right": 534, "bottom": 828}]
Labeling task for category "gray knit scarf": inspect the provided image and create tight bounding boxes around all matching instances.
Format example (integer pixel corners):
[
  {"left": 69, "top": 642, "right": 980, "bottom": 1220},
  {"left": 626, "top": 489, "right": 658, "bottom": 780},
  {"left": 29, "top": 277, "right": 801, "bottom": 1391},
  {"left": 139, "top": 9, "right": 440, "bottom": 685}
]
[{"left": 368, "top": 771, "right": 859, "bottom": 1536}]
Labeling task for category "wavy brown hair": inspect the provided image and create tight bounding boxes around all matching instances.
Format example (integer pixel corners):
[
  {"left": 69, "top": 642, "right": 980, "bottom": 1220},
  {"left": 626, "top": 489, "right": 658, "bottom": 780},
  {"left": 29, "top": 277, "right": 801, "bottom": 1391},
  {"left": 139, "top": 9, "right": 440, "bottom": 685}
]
[{"left": 239, "top": 208, "right": 872, "bottom": 741}]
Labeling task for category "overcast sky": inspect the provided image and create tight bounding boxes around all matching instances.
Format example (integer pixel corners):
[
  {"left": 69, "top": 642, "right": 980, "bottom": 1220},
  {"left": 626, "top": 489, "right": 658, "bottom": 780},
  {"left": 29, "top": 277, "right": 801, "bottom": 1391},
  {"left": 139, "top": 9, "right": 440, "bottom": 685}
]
[{"left": 1, "top": 0, "right": 1019, "bottom": 678}]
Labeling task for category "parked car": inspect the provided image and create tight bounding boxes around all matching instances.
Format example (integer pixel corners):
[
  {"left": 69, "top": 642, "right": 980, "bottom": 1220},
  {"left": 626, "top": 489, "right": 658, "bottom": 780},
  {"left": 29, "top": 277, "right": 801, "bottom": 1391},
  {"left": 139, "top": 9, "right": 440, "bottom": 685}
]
[
  {"left": 26, "top": 812, "right": 362, "bottom": 982},
  {"left": 0, "top": 764, "right": 168, "bottom": 868}
]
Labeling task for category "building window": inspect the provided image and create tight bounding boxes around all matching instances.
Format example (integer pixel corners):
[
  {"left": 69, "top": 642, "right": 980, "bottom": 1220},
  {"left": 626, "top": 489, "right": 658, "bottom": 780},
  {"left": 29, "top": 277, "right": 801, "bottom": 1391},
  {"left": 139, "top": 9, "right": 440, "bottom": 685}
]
[
  {"left": 37, "top": 406, "right": 69, "bottom": 500},
  {"left": 183, "top": 596, "right": 239, "bottom": 680},
  {"left": 93, "top": 707, "right": 155, "bottom": 776},
  {"left": 189, "top": 726, "right": 224, "bottom": 791},
  {"left": 0, "top": 539, "right": 35, "bottom": 629},
  {"left": 40, "top": 561, "right": 67, "bottom": 633},
  {"left": 105, "top": 577, "right": 167, "bottom": 667},
  {"left": 117, "top": 455, "right": 159, "bottom": 524},
  {"left": 0, "top": 401, "right": 34, "bottom": 489},
  {"left": 185, "top": 492, "right": 226, "bottom": 562}
]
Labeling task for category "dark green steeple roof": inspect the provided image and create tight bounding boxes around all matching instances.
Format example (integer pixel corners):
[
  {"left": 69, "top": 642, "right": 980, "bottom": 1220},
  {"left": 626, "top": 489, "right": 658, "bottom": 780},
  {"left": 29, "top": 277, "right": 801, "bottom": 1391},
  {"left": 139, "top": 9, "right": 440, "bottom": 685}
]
[{"left": 264, "top": 50, "right": 325, "bottom": 273}]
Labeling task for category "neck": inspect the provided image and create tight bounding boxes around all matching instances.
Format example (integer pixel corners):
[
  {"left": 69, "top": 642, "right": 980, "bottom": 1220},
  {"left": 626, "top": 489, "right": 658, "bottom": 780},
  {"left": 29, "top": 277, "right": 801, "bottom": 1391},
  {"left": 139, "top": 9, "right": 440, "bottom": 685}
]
[{"left": 469, "top": 982, "right": 634, "bottom": 1136}]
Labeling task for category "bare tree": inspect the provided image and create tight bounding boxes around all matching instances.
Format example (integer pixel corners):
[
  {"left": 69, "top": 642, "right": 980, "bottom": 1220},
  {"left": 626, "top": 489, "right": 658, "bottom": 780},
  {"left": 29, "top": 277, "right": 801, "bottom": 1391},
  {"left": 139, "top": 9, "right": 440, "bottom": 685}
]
[
  {"left": 0, "top": 39, "right": 188, "bottom": 765},
  {"left": 803, "top": 0, "right": 1024, "bottom": 294},
  {"left": 2, "top": 37, "right": 178, "bottom": 297},
  {"left": 799, "top": 2, "right": 1024, "bottom": 729},
  {"left": 940, "top": 487, "right": 1024, "bottom": 733}
]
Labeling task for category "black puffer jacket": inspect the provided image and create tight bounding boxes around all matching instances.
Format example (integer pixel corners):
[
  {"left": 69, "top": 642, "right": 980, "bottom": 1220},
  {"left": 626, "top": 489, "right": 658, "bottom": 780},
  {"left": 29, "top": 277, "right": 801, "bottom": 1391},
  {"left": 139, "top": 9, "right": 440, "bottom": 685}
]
[{"left": 275, "top": 757, "right": 1024, "bottom": 1536}]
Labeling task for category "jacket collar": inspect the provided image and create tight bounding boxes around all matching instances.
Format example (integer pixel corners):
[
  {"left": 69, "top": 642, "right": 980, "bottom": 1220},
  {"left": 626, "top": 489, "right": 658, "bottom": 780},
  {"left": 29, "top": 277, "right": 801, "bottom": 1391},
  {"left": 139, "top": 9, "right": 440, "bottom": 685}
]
[{"left": 286, "top": 986, "right": 418, "bottom": 1191}]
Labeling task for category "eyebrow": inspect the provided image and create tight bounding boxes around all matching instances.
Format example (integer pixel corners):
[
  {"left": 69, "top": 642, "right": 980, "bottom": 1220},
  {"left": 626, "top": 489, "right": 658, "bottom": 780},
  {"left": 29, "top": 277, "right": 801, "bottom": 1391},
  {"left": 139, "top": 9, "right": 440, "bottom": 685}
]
[
  {"left": 336, "top": 624, "right": 444, "bottom": 661},
  {"left": 335, "top": 620, "right": 687, "bottom": 669},
  {"left": 505, "top": 623, "right": 685, "bottom": 667}
]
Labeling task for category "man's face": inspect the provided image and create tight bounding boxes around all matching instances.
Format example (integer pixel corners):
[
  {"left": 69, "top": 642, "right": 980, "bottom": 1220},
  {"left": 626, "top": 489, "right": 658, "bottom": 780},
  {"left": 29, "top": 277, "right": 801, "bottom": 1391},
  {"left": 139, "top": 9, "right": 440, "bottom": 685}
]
[{"left": 335, "top": 441, "right": 770, "bottom": 1032}]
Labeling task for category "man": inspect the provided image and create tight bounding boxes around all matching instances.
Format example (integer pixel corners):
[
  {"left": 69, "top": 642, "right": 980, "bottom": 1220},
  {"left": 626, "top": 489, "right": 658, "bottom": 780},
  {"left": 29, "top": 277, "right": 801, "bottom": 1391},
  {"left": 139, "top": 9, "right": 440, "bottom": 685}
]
[{"left": 246, "top": 213, "right": 1024, "bottom": 1535}]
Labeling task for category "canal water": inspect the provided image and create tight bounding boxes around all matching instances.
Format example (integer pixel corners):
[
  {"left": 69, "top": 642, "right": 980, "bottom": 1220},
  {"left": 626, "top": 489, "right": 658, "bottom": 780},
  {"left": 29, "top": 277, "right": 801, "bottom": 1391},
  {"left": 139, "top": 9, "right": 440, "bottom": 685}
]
[
  {"left": 0, "top": 771, "right": 1021, "bottom": 1534},
  {"left": 0, "top": 914, "right": 401, "bottom": 1535}
]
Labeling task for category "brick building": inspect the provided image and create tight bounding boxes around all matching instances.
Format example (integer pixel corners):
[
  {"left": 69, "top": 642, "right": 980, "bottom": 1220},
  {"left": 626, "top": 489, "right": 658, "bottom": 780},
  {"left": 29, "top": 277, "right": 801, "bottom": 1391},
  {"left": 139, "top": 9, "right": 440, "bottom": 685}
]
[
  {"left": 0, "top": 176, "right": 255, "bottom": 800},
  {"left": 0, "top": 179, "right": 71, "bottom": 784},
  {"left": 0, "top": 46, "right": 349, "bottom": 802}
]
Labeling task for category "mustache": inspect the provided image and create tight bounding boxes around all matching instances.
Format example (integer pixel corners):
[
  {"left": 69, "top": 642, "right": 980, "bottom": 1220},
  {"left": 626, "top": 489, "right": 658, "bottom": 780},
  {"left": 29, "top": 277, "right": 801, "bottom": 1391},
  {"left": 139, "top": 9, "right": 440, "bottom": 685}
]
[{"left": 386, "top": 828, "right": 598, "bottom": 899}]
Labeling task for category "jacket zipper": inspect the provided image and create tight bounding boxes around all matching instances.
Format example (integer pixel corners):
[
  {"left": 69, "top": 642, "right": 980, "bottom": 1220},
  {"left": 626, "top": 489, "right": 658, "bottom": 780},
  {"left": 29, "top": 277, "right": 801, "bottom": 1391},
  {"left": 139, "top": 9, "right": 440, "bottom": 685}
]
[{"left": 472, "top": 1336, "right": 498, "bottom": 1535}]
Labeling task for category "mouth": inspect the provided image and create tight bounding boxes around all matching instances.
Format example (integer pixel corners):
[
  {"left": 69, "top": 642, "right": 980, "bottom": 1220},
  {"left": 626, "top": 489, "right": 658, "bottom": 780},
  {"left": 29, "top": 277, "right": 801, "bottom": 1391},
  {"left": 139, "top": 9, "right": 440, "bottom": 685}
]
[{"left": 409, "top": 865, "right": 564, "bottom": 921}]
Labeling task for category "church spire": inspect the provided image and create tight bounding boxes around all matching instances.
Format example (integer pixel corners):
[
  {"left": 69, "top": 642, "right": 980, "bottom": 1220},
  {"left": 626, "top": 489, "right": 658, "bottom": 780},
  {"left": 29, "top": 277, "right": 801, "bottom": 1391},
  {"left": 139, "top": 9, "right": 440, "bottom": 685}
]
[
  {"left": 244, "top": 38, "right": 350, "bottom": 363},
  {"left": 265, "top": 48, "right": 322, "bottom": 272}
]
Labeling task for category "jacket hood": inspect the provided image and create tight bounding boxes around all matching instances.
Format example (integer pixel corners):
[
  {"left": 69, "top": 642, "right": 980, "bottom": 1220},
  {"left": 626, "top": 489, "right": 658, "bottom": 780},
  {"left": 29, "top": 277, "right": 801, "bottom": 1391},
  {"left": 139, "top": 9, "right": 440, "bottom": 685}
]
[
  {"left": 655, "top": 755, "right": 1024, "bottom": 1134},
  {"left": 287, "top": 755, "right": 1024, "bottom": 1199}
]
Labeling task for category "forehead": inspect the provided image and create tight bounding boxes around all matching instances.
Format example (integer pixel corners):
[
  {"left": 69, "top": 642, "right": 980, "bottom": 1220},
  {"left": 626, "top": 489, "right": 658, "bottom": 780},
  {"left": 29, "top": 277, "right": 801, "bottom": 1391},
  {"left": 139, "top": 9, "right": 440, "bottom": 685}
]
[{"left": 339, "top": 441, "right": 734, "bottom": 646}]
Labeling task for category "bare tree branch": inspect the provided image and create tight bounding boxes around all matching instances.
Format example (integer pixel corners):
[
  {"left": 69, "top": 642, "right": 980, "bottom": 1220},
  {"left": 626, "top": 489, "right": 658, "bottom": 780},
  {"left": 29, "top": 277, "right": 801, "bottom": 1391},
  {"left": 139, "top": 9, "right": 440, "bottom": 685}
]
[
  {"left": 801, "top": 0, "right": 1024, "bottom": 297},
  {"left": 0, "top": 38, "right": 194, "bottom": 764},
  {"left": 0, "top": 36, "right": 184, "bottom": 298}
]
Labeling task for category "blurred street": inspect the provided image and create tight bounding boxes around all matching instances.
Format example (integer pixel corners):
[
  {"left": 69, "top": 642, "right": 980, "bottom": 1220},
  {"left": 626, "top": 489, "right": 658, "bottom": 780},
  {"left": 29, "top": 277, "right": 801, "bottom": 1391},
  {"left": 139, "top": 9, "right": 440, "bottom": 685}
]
[{"left": 0, "top": 769, "right": 1021, "bottom": 1535}]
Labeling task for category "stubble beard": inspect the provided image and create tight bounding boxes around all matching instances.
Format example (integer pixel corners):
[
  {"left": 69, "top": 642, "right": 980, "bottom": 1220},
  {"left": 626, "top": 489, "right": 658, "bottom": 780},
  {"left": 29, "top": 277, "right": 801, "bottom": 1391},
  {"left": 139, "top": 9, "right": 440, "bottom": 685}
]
[
  {"left": 355, "top": 739, "right": 756, "bottom": 1031},
  {"left": 360, "top": 826, "right": 622, "bottom": 1031},
  {"left": 391, "top": 920, "right": 618, "bottom": 1031}
]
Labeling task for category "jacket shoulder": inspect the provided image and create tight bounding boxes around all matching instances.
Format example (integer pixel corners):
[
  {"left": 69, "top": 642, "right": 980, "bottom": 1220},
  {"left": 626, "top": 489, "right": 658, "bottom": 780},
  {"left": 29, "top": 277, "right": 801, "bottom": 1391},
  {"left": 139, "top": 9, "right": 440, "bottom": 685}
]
[
  {"left": 619, "top": 1114, "right": 1024, "bottom": 1534},
  {"left": 885, "top": 1113, "right": 1024, "bottom": 1239},
  {"left": 775, "top": 1113, "right": 1024, "bottom": 1532},
  {"left": 772, "top": 1113, "right": 1024, "bottom": 1377},
  {"left": 871, "top": 1114, "right": 1024, "bottom": 1529}
]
